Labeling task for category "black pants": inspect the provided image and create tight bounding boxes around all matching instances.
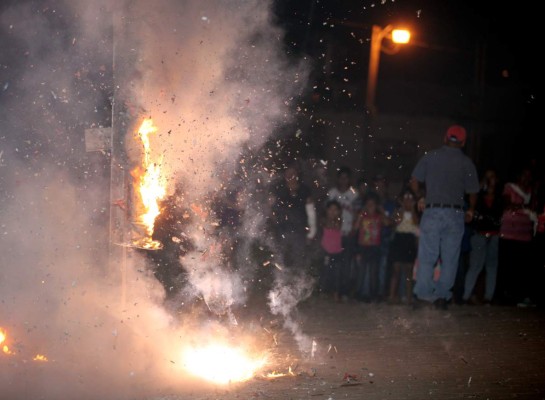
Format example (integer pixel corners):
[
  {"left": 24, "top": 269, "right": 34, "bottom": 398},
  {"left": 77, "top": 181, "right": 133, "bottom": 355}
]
[{"left": 496, "top": 238, "right": 535, "bottom": 305}]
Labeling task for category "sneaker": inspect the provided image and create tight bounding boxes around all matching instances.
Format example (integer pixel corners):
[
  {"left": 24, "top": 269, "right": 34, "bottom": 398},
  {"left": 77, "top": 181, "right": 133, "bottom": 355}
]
[
  {"left": 433, "top": 298, "right": 448, "bottom": 310},
  {"left": 517, "top": 297, "right": 537, "bottom": 308},
  {"left": 412, "top": 297, "right": 433, "bottom": 310},
  {"left": 466, "top": 295, "right": 482, "bottom": 306}
]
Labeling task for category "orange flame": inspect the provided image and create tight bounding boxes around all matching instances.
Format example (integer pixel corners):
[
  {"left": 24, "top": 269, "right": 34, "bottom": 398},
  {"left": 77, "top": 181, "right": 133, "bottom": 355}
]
[
  {"left": 131, "top": 118, "right": 167, "bottom": 249},
  {"left": 33, "top": 354, "right": 48, "bottom": 362},
  {"left": 264, "top": 366, "right": 295, "bottom": 379}
]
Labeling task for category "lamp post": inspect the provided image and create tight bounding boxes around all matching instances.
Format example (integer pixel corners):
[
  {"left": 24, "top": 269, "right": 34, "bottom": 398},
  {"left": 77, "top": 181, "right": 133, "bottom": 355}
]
[{"left": 365, "top": 25, "right": 410, "bottom": 114}]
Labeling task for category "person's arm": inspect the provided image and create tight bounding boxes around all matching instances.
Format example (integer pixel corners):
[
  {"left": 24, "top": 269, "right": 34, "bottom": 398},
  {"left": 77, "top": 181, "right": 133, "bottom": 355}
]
[
  {"left": 410, "top": 177, "right": 426, "bottom": 212},
  {"left": 305, "top": 197, "right": 317, "bottom": 240},
  {"left": 465, "top": 193, "right": 477, "bottom": 223},
  {"left": 352, "top": 212, "right": 361, "bottom": 235},
  {"left": 464, "top": 161, "right": 480, "bottom": 222}
]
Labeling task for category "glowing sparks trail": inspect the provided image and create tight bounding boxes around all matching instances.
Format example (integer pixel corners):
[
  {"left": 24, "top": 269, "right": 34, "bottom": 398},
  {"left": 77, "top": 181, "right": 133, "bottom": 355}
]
[
  {"left": 131, "top": 118, "right": 167, "bottom": 250},
  {"left": 33, "top": 354, "right": 48, "bottom": 362},
  {"left": 182, "top": 344, "right": 267, "bottom": 384}
]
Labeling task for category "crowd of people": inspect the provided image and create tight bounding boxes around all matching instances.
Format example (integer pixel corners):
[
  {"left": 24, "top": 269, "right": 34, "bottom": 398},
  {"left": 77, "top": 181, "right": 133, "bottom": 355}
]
[{"left": 269, "top": 125, "right": 545, "bottom": 310}]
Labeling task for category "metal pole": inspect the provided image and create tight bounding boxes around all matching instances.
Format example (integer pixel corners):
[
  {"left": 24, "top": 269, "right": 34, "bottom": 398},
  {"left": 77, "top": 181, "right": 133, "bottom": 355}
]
[
  {"left": 364, "top": 25, "right": 389, "bottom": 175},
  {"left": 108, "top": 6, "right": 128, "bottom": 308},
  {"left": 366, "top": 25, "right": 392, "bottom": 115},
  {"left": 365, "top": 25, "right": 383, "bottom": 115}
]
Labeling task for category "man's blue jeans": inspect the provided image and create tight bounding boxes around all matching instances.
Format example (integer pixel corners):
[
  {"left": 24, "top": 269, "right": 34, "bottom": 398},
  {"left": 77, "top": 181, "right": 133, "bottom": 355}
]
[
  {"left": 463, "top": 233, "right": 499, "bottom": 301},
  {"left": 413, "top": 208, "right": 465, "bottom": 302}
]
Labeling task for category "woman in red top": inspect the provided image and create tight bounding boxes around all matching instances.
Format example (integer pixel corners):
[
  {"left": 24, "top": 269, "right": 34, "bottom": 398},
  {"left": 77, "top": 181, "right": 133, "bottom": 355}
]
[{"left": 497, "top": 167, "right": 537, "bottom": 306}]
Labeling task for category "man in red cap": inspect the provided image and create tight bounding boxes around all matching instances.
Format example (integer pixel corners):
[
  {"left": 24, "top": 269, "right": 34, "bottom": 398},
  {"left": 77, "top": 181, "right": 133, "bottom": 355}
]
[{"left": 409, "top": 124, "right": 480, "bottom": 310}]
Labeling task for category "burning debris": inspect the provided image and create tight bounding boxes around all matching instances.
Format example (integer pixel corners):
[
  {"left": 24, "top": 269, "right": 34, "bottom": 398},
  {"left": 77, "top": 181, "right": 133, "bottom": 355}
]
[{"left": 1, "top": 326, "right": 49, "bottom": 362}]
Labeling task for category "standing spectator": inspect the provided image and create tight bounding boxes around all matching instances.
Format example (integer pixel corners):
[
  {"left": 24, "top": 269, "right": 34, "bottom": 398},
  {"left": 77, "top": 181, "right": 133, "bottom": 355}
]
[
  {"left": 496, "top": 167, "right": 537, "bottom": 306},
  {"left": 269, "top": 161, "right": 317, "bottom": 270},
  {"left": 388, "top": 188, "right": 420, "bottom": 305},
  {"left": 463, "top": 169, "right": 503, "bottom": 305},
  {"left": 352, "top": 176, "right": 370, "bottom": 213},
  {"left": 410, "top": 125, "right": 480, "bottom": 310},
  {"left": 349, "top": 176, "right": 370, "bottom": 298},
  {"left": 327, "top": 167, "right": 358, "bottom": 244},
  {"left": 352, "top": 191, "right": 387, "bottom": 301},
  {"left": 452, "top": 197, "right": 474, "bottom": 305},
  {"left": 369, "top": 174, "right": 397, "bottom": 301},
  {"left": 533, "top": 164, "right": 545, "bottom": 309},
  {"left": 327, "top": 167, "right": 358, "bottom": 297},
  {"left": 535, "top": 203, "right": 545, "bottom": 309},
  {"left": 318, "top": 200, "right": 345, "bottom": 301}
]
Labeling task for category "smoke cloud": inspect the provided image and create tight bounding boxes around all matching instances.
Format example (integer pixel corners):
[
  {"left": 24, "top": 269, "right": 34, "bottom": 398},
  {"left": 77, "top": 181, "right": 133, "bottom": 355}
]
[
  {"left": 0, "top": 0, "right": 313, "bottom": 398},
  {"left": 268, "top": 270, "right": 316, "bottom": 354}
]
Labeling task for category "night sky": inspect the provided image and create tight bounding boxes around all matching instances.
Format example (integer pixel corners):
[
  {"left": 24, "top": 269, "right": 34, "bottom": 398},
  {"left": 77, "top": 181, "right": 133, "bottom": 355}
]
[
  {"left": 274, "top": 0, "right": 539, "bottom": 90},
  {"left": 273, "top": 0, "right": 541, "bottom": 177}
]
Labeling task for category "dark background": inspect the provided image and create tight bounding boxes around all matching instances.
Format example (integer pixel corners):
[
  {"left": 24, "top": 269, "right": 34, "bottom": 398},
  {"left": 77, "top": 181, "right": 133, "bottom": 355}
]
[{"left": 273, "top": 0, "right": 541, "bottom": 180}]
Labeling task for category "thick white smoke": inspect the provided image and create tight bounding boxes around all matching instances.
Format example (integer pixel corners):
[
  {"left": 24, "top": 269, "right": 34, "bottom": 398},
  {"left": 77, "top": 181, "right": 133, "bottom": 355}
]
[
  {"left": 268, "top": 270, "right": 316, "bottom": 354},
  {"left": 117, "top": 0, "right": 310, "bottom": 318},
  {"left": 0, "top": 0, "right": 313, "bottom": 398}
]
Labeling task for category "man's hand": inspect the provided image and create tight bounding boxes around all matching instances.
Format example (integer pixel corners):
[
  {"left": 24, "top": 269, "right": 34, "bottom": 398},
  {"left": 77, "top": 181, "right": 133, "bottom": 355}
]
[
  {"left": 464, "top": 209, "right": 474, "bottom": 224},
  {"left": 417, "top": 197, "right": 426, "bottom": 212}
]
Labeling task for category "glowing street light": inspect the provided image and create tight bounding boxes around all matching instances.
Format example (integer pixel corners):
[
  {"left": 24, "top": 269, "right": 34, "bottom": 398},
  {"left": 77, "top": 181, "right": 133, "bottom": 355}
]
[{"left": 366, "top": 25, "right": 411, "bottom": 114}]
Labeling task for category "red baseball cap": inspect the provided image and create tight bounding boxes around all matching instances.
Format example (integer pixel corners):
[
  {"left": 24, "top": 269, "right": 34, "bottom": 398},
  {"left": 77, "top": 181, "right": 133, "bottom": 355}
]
[{"left": 445, "top": 125, "right": 467, "bottom": 145}]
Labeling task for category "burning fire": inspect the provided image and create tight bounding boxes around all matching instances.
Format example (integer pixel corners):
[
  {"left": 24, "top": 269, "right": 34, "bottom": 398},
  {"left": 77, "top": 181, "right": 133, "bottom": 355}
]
[
  {"left": 182, "top": 344, "right": 267, "bottom": 384},
  {"left": 131, "top": 118, "right": 167, "bottom": 250}
]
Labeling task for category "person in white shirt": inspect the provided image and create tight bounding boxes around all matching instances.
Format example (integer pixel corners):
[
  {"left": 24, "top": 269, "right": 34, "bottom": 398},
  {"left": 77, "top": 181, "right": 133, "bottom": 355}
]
[{"left": 327, "top": 166, "right": 358, "bottom": 299}]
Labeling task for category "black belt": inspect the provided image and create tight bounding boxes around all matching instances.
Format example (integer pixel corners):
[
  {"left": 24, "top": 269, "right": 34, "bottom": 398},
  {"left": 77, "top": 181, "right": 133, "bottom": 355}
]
[{"left": 425, "top": 203, "right": 463, "bottom": 210}]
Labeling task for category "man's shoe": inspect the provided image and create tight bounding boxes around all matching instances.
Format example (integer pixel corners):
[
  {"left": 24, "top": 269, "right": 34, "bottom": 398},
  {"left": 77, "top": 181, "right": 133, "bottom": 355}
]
[
  {"left": 412, "top": 297, "right": 432, "bottom": 310},
  {"left": 433, "top": 298, "right": 448, "bottom": 310},
  {"left": 466, "top": 295, "right": 482, "bottom": 306}
]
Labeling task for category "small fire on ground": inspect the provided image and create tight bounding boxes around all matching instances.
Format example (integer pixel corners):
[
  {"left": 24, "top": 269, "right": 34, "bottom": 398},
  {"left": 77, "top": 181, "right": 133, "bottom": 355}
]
[
  {"left": 180, "top": 341, "right": 298, "bottom": 385},
  {"left": 182, "top": 343, "right": 267, "bottom": 385},
  {"left": 1, "top": 326, "right": 49, "bottom": 362}
]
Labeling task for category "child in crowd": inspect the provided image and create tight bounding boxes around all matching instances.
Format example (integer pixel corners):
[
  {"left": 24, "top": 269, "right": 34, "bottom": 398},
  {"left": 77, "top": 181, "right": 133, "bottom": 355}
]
[
  {"left": 352, "top": 192, "right": 387, "bottom": 301},
  {"left": 319, "top": 200, "right": 345, "bottom": 301},
  {"left": 388, "top": 188, "right": 420, "bottom": 305}
]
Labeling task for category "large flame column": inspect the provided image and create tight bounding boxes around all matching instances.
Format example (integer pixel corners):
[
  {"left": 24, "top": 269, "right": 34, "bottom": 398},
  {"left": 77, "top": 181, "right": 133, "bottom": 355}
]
[{"left": 130, "top": 118, "right": 167, "bottom": 250}]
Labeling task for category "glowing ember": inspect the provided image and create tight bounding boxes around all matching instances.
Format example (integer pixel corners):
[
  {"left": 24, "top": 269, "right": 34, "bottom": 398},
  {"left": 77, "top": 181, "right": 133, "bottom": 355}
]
[
  {"left": 264, "top": 366, "right": 295, "bottom": 379},
  {"left": 183, "top": 344, "right": 267, "bottom": 384},
  {"left": 33, "top": 354, "right": 48, "bottom": 362},
  {"left": 131, "top": 118, "right": 167, "bottom": 250},
  {"left": 1, "top": 327, "right": 13, "bottom": 355}
]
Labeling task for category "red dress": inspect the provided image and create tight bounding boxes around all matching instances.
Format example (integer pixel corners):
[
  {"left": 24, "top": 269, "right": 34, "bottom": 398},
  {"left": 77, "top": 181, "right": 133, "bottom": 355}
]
[{"left": 500, "top": 183, "right": 534, "bottom": 242}]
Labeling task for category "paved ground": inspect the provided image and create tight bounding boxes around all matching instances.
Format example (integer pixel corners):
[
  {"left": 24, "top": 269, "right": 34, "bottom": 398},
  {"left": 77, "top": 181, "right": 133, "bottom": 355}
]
[
  {"left": 3, "top": 297, "right": 544, "bottom": 400},
  {"left": 156, "top": 298, "right": 545, "bottom": 400}
]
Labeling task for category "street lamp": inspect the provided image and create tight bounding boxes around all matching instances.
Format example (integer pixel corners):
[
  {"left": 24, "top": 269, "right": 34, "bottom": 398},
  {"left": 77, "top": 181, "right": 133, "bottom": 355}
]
[{"left": 366, "top": 25, "right": 411, "bottom": 114}]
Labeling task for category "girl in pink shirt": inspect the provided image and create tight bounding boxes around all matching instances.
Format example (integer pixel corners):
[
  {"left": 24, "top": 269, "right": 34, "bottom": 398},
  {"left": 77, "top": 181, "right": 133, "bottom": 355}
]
[{"left": 319, "top": 200, "right": 345, "bottom": 301}]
